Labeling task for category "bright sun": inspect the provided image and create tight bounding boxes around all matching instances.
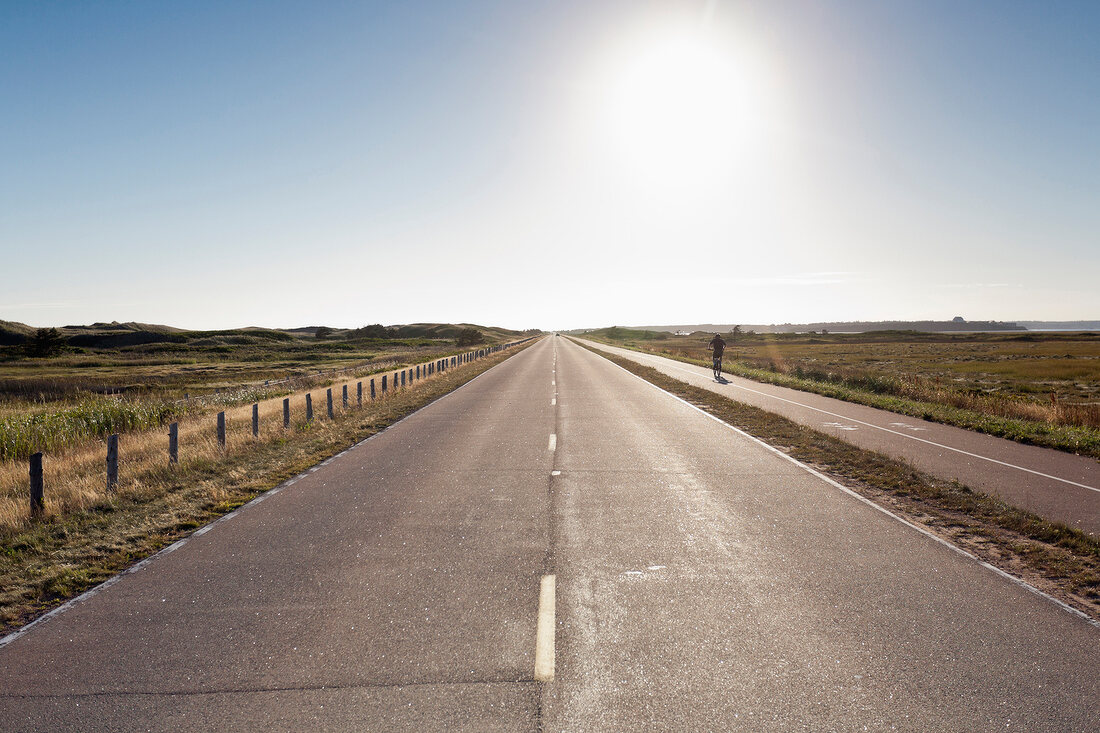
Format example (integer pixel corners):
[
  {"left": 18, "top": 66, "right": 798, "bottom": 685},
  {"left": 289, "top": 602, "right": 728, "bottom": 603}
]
[{"left": 602, "top": 29, "right": 769, "bottom": 190}]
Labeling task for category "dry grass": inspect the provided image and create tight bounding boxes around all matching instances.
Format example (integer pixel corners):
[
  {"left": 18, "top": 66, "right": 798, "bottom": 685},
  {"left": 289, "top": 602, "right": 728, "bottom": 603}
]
[
  {"left": 583, "top": 328, "right": 1100, "bottom": 457},
  {"left": 0, "top": 354, "right": 485, "bottom": 534}
]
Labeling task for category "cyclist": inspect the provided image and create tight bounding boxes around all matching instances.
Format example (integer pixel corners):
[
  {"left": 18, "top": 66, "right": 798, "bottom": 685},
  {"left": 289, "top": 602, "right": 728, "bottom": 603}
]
[{"left": 708, "top": 333, "right": 726, "bottom": 380}]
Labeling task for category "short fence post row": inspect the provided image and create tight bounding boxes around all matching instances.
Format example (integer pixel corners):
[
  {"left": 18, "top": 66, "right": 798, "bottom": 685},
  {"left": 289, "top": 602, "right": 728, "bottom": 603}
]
[{"left": 22, "top": 343, "right": 531, "bottom": 515}]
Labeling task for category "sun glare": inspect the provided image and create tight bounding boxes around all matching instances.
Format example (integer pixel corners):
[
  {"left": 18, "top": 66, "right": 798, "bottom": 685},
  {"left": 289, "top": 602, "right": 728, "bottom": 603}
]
[{"left": 601, "top": 29, "right": 771, "bottom": 191}]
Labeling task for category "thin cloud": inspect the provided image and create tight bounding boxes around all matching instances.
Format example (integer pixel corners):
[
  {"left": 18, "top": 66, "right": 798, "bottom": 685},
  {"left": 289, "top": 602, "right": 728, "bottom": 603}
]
[
  {"left": 938, "top": 283, "right": 1018, "bottom": 289},
  {"left": 736, "top": 271, "right": 858, "bottom": 286},
  {"left": 0, "top": 302, "right": 75, "bottom": 310}
]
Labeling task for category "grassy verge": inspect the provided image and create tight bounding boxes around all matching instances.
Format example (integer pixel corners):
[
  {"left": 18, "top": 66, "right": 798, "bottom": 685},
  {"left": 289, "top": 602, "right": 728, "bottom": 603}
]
[
  {"left": 576, "top": 340, "right": 1100, "bottom": 620},
  {"left": 0, "top": 341, "right": 535, "bottom": 635},
  {"left": 581, "top": 335, "right": 1100, "bottom": 459}
]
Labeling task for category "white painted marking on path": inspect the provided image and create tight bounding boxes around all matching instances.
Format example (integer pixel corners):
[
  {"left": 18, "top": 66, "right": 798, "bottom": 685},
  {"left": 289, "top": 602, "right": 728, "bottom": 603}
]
[
  {"left": 551, "top": 470, "right": 561, "bottom": 476},
  {"left": 619, "top": 349, "right": 1100, "bottom": 495},
  {"left": 823, "top": 422, "right": 859, "bottom": 431},
  {"left": 548, "top": 434, "right": 557, "bottom": 451},
  {"left": 534, "top": 575, "right": 557, "bottom": 681},
  {"left": 583, "top": 342, "right": 1100, "bottom": 629},
  {"left": 551, "top": 397, "right": 556, "bottom": 406}
]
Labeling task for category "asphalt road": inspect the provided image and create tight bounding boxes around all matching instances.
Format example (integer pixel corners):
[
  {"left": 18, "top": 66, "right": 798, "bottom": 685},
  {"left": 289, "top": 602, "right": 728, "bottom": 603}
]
[
  {"left": 1, "top": 335, "right": 1097, "bottom": 731},
  {"left": 578, "top": 338, "right": 1100, "bottom": 536}
]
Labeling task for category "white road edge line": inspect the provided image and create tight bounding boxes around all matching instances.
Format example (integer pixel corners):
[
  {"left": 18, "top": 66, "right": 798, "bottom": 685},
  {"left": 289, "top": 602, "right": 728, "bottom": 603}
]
[
  {"left": 548, "top": 434, "right": 557, "bottom": 451},
  {"left": 0, "top": 338, "right": 548, "bottom": 651},
  {"left": 581, "top": 342, "right": 1100, "bottom": 630},
  {"left": 534, "top": 574, "right": 557, "bottom": 681},
  {"left": 596, "top": 343, "right": 1100, "bottom": 495}
]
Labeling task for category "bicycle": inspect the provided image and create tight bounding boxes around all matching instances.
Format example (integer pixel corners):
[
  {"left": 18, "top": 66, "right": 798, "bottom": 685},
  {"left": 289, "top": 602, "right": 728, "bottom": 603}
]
[{"left": 711, "top": 353, "right": 723, "bottom": 380}]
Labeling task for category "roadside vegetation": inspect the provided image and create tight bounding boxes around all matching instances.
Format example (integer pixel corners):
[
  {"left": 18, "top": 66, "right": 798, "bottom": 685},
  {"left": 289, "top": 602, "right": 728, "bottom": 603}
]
[
  {"left": 0, "top": 321, "right": 539, "bottom": 460},
  {"left": 579, "top": 327, "right": 1100, "bottom": 458},
  {"left": 576, "top": 340, "right": 1100, "bottom": 621},
  {"left": 0, "top": 337, "right": 537, "bottom": 634}
]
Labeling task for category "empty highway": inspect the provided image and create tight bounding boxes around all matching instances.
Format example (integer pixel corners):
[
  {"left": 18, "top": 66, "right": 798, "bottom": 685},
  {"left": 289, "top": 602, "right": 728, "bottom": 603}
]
[{"left": 1, "top": 336, "right": 1096, "bottom": 731}]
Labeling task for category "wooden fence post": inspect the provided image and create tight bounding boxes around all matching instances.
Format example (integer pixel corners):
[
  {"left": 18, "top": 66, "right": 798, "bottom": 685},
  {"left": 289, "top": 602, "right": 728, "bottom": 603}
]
[
  {"left": 371, "top": 378, "right": 376, "bottom": 399},
  {"left": 217, "top": 412, "right": 227, "bottom": 448},
  {"left": 30, "top": 452, "right": 44, "bottom": 517},
  {"left": 169, "top": 422, "right": 178, "bottom": 464},
  {"left": 252, "top": 403, "right": 259, "bottom": 437},
  {"left": 381, "top": 375, "right": 387, "bottom": 394},
  {"left": 343, "top": 384, "right": 349, "bottom": 408},
  {"left": 401, "top": 370, "right": 406, "bottom": 388},
  {"left": 357, "top": 381, "right": 362, "bottom": 406},
  {"left": 106, "top": 434, "right": 119, "bottom": 491},
  {"left": 416, "top": 365, "right": 421, "bottom": 380},
  {"left": 283, "top": 398, "right": 290, "bottom": 428},
  {"left": 306, "top": 394, "right": 314, "bottom": 422},
  {"left": 327, "top": 388, "right": 334, "bottom": 419}
]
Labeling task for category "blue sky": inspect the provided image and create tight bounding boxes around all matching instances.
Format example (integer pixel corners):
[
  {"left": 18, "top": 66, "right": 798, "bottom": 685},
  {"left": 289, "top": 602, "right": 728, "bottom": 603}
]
[{"left": 2, "top": 1, "right": 1097, "bottom": 330}]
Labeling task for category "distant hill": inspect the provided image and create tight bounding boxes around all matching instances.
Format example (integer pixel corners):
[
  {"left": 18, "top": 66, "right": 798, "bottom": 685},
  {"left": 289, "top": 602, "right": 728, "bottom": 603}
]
[
  {"left": 0, "top": 320, "right": 535, "bottom": 349},
  {"left": 0, "top": 320, "right": 36, "bottom": 345},
  {"left": 1015, "top": 321, "right": 1100, "bottom": 331},
  {"left": 629, "top": 320, "right": 1027, "bottom": 334}
]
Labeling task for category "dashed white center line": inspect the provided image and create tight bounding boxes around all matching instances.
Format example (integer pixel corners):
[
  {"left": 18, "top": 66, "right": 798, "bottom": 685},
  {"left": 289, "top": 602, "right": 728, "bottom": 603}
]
[
  {"left": 534, "top": 574, "right": 557, "bottom": 681},
  {"left": 548, "top": 434, "right": 557, "bottom": 451},
  {"left": 551, "top": 397, "right": 556, "bottom": 406}
]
